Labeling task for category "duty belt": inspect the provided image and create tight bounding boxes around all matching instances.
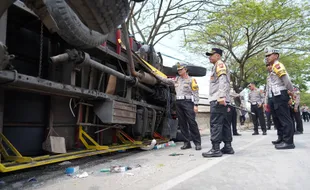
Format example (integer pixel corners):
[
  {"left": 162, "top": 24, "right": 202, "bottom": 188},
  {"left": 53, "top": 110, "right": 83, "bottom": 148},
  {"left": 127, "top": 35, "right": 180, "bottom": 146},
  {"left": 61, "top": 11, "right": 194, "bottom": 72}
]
[{"left": 176, "top": 95, "right": 193, "bottom": 100}]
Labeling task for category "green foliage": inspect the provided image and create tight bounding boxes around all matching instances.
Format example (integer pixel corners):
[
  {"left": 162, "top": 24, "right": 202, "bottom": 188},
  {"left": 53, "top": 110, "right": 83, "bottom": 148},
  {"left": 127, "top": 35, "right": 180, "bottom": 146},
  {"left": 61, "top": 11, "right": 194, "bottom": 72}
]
[
  {"left": 244, "top": 53, "right": 310, "bottom": 91},
  {"left": 300, "top": 92, "right": 310, "bottom": 106},
  {"left": 185, "top": 0, "right": 310, "bottom": 92}
]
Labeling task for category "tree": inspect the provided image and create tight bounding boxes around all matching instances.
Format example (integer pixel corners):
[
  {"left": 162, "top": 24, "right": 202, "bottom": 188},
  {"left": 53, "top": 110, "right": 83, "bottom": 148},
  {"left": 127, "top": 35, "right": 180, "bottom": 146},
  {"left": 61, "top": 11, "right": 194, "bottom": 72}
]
[
  {"left": 185, "top": 0, "right": 310, "bottom": 92},
  {"left": 127, "top": 0, "right": 227, "bottom": 46},
  {"left": 238, "top": 53, "right": 310, "bottom": 91},
  {"left": 300, "top": 92, "right": 310, "bottom": 106}
]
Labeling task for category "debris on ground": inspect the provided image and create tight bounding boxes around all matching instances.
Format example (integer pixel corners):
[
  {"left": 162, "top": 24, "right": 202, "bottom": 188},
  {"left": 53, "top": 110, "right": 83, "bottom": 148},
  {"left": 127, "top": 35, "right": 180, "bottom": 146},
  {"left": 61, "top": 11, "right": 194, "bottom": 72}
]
[
  {"left": 157, "top": 164, "right": 165, "bottom": 167},
  {"left": 154, "top": 141, "right": 176, "bottom": 150},
  {"left": 76, "top": 172, "right": 89, "bottom": 178},
  {"left": 169, "top": 153, "right": 184, "bottom": 156},
  {"left": 27, "top": 177, "right": 37, "bottom": 183},
  {"left": 136, "top": 164, "right": 142, "bottom": 168},
  {"left": 100, "top": 166, "right": 132, "bottom": 173},
  {"left": 59, "top": 161, "right": 72, "bottom": 166},
  {"left": 141, "top": 139, "right": 157, "bottom": 150},
  {"left": 65, "top": 166, "right": 80, "bottom": 175}
]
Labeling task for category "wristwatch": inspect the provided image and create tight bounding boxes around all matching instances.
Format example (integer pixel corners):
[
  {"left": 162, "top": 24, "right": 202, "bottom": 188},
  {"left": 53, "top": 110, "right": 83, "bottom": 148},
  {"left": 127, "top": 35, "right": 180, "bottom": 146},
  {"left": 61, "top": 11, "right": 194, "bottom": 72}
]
[{"left": 194, "top": 104, "right": 198, "bottom": 106}]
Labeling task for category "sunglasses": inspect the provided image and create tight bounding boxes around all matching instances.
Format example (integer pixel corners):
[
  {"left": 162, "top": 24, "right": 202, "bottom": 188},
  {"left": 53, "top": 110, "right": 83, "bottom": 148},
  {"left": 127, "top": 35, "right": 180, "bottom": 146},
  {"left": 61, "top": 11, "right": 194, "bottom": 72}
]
[
  {"left": 265, "top": 54, "right": 272, "bottom": 58},
  {"left": 266, "top": 64, "right": 270, "bottom": 67}
]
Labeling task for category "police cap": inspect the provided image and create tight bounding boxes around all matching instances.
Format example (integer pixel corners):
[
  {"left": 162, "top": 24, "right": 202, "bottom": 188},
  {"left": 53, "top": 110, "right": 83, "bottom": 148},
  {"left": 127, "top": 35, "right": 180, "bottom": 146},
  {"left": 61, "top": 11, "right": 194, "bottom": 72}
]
[
  {"left": 176, "top": 62, "right": 187, "bottom": 70},
  {"left": 206, "top": 48, "right": 223, "bottom": 56}
]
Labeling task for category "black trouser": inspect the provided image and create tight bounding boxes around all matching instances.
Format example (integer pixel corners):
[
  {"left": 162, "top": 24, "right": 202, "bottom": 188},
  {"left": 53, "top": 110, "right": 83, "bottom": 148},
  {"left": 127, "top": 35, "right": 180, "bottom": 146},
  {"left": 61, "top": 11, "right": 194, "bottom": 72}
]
[
  {"left": 270, "top": 90, "right": 294, "bottom": 144},
  {"left": 291, "top": 106, "right": 303, "bottom": 133},
  {"left": 228, "top": 105, "right": 238, "bottom": 134},
  {"left": 290, "top": 107, "right": 296, "bottom": 132},
  {"left": 239, "top": 115, "right": 245, "bottom": 125},
  {"left": 251, "top": 104, "right": 266, "bottom": 133},
  {"left": 176, "top": 100, "right": 201, "bottom": 145},
  {"left": 266, "top": 111, "right": 272, "bottom": 129},
  {"left": 302, "top": 112, "right": 309, "bottom": 122},
  {"left": 268, "top": 98, "right": 277, "bottom": 130},
  {"left": 210, "top": 101, "right": 232, "bottom": 144}
]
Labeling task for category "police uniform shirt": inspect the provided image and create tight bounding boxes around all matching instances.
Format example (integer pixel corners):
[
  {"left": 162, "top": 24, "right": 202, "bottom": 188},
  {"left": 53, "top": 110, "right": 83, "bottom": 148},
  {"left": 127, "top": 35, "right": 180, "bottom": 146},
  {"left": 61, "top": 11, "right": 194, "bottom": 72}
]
[
  {"left": 264, "top": 74, "right": 272, "bottom": 104},
  {"left": 269, "top": 60, "right": 294, "bottom": 96},
  {"left": 248, "top": 88, "right": 264, "bottom": 105},
  {"left": 159, "top": 76, "right": 199, "bottom": 105},
  {"left": 229, "top": 89, "right": 240, "bottom": 105},
  {"left": 209, "top": 60, "right": 230, "bottom": 102},
  {"left": 292, "top": 87, "right": 301, "bottom": 109},
  {"left": 301, "top": 106, "right": 308, "bottom": 113}
]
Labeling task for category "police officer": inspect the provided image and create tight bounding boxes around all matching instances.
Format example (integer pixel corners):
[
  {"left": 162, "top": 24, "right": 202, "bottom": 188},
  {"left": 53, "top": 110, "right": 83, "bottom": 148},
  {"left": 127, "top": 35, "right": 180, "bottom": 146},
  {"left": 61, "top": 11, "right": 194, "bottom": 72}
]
[
  {"left": 202, "top": 48, "right": 233, "bottom": 158},
  {"left": 248, "top": 82, "right": 267, "bottom": 135},
  {"left": 264, "top": 47, "right": 295, "bottom": 149},
  {"left": 265, "top": 59, "right": 277, "bottom": 131},
  {"left": 289, "top": 86, "right": 303, "bottom": 134},
  {"left": 158, "top": 63, "right": 201, "bottom": 150},
  {"left": 239, "top": 104, "right": 247, "bottom": 126},
  {"left": 229, "top": 89, "right": 242, "bottom": 136},
  {"left": 301, "top": 104, "right": 309, "bottom": 122}
]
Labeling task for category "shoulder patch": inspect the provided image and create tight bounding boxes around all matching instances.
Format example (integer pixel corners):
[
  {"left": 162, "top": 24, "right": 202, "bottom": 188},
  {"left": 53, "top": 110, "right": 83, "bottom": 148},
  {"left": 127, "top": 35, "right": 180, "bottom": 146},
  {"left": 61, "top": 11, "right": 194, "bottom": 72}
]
[
  {"left": 191, "top": 78, "right": 199, "bottom": 91},
  {"left": 216, "top": 61, "right": 227, "bottom": 77},
  {"left": 272, "top": 62, "right": 287, "bottom": 77}
]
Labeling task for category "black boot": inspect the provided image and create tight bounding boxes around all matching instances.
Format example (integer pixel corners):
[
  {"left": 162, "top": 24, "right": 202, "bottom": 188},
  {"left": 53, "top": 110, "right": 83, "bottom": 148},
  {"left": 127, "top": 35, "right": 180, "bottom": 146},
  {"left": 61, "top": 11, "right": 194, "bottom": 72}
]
[
  {"left": 252, "top": 132, "right": 259, "bottom": 135},
  {"left": 275, "top": 142, "right": 295, "bottom": 149},
  {"left": 294, "top": 131, "right": 303, "bottom": 135},
  {"left": 262, "top": 131, "right": 267, "bottom": 135},
  {"left": 202, "top": 143, "right": 222, "bottom": 158},
  {"left": 221, "top": 142, "right": 235, "bottom": 154},
  {"left": 181, "top": 142, "right": 192, "bottom": 150},
  {"left": 272, "top": 137, "right": 282, "bottom": 145},
  {"left": 195, "top": 144, "right": 202, "bottom": 151},
  {"left": 233, "top": 133, "right": 242, "bottom": 136}
]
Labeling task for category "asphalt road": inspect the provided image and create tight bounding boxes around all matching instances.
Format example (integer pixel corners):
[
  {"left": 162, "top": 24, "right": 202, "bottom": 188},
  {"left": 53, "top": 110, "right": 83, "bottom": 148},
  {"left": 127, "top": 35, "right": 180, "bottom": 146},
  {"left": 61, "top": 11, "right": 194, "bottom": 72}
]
[{"left": 2, "top": 122, "right": 309, "bottom": 190}]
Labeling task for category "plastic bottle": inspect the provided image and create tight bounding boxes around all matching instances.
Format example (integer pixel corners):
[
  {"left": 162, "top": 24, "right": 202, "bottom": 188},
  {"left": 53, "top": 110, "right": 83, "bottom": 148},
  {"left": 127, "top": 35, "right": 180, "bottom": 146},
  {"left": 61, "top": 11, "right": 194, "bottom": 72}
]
[
  {"left": 111, "top": 166, "right": 128, "bottom": 173},
  {"left": 65, "top": 166, "right": 80, "bottom": 175},
  {"left": 170, "top": 141, "right": 176, "bottom": 147},
  {"left": 100, "top": 168, "right": 111, "bottom": 172}
]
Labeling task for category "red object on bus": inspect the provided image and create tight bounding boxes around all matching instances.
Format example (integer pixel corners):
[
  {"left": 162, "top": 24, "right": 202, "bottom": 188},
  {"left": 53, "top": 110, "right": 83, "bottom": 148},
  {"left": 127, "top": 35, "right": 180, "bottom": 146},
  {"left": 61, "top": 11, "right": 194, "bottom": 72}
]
[{"left": 116, "top": 27, "right": 122, "bottom": 54}]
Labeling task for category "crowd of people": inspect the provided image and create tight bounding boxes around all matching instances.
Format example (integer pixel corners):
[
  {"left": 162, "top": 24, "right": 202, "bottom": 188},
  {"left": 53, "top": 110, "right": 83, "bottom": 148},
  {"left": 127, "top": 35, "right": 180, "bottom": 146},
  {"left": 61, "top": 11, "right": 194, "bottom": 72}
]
[
  {"left": 158, "top": 46, "right": 305, "bottom": 158},
  {"left": 301, "top": 104, "right": 310, "bottom": 122}
]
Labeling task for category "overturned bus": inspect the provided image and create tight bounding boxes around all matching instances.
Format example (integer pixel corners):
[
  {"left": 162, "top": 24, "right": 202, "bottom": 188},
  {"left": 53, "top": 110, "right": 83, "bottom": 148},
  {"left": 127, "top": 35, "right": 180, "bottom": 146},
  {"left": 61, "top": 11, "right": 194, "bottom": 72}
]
[{"left": 0, "top": 0, "right": 206, "bottom": 172}]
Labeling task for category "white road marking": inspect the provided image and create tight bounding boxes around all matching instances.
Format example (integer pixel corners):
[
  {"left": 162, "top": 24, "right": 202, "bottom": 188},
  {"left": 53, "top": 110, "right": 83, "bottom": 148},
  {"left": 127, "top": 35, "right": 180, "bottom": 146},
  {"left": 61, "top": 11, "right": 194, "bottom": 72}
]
[{"left": 150, "top": 136, "right": 267, "bottom": 190}]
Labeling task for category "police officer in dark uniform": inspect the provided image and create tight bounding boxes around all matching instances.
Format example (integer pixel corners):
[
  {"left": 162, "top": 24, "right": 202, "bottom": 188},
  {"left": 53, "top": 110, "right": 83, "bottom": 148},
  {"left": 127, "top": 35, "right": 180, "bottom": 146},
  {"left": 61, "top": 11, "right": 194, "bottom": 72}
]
[
  {"left": 202, "top": 48, "right": 233, "bottom": 158},
  {"left": 158, "top": 63, "right": 201, "bottom": 150},
  {"left": 248, "top": 82, "right": 267, "bottom": 135},
  {"left": 229, "top": 88, "right": 242, "bottom": 136},
  {"left": 265, "top": 59, "right": 277, "bottom": 131},
  {"left": 289, "top": 86, "right": 303, "bottom": 134},
  {"left": 264, "top": 47, "right": 295, "bottom": 149}
]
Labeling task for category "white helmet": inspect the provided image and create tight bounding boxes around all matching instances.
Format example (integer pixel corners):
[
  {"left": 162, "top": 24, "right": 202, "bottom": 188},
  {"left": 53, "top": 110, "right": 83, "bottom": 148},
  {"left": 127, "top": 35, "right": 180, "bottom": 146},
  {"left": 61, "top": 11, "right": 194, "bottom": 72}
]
[{"left": 264, "top": 46, "right": 280, "bottom": 56}]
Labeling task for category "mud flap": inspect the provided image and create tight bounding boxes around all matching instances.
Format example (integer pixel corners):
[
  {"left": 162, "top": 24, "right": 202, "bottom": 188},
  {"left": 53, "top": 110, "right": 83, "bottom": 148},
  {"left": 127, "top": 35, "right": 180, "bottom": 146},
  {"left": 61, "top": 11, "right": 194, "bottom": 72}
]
[{"left": 160, "top": 117, "right": 178, "bottom": 139}]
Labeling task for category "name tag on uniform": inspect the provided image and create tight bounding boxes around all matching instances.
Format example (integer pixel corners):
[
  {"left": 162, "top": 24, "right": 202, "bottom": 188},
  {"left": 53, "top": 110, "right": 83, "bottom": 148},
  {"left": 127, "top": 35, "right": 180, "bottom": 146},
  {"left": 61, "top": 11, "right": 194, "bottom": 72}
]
[{"left": 273, "top": 85, "right": 281, "bottom": 96}]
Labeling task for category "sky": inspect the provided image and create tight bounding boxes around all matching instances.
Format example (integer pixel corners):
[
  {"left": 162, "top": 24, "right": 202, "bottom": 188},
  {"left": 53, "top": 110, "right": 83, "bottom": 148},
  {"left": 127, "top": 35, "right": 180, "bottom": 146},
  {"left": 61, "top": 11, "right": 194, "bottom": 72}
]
[
  {"left": 151, "top": 32, "right": 252, "bottom": 108},
  {"left": 152, "top": 33, "right": 212, "bottom": 97}
]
